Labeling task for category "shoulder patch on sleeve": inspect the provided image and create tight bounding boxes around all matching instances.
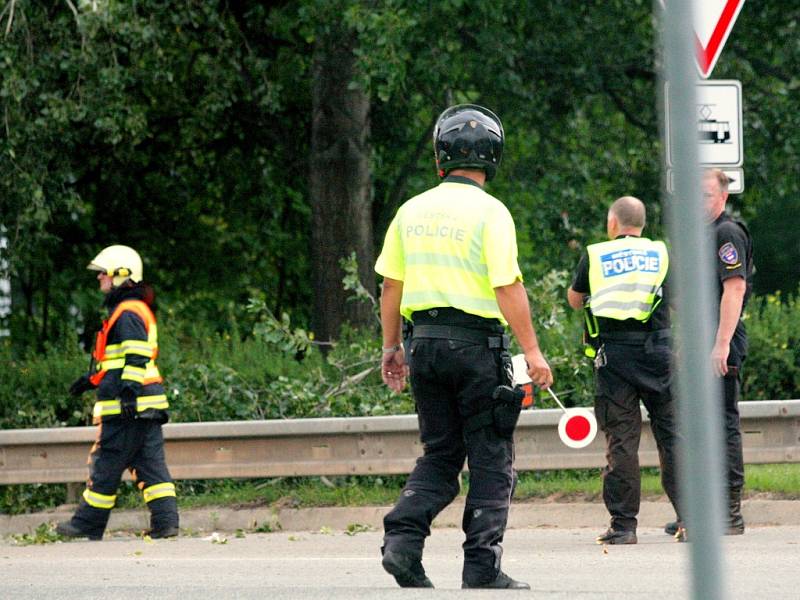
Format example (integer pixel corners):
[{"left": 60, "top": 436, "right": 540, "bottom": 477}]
[{"left": 718, "top": 242, "right": 739, "bottom": 265}]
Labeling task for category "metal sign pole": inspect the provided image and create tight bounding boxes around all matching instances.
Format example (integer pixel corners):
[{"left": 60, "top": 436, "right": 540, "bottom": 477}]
[{"left": 659, "top": 1, "right": 728, "bottom": 599}]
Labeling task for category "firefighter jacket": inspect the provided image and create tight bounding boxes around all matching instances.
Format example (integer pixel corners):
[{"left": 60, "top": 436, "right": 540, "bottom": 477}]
[{"left": 89, "top": 286, "right": 168, "bottom": 424}]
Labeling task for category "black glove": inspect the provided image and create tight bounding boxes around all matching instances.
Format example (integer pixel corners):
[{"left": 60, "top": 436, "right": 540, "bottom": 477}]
[
  {"left": 120, "top": 387, "right": 138, "bottom": 420},
  {"left": 69, "top": 375, "right": 95, "bottom": 397}
]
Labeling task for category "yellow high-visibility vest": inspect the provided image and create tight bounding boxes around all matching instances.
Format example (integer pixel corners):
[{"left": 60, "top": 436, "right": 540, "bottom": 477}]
[
  {"left": 375, "top": 180, "right": 522, "bottom": 323},
  {"left": 587, "top": 237, "right": 668, "bottom": 322}
]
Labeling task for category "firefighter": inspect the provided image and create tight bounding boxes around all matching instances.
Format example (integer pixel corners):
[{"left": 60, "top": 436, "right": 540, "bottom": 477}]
[
  {"left": 57, "top": 245, "right": 179, "bottom": 540},
  {"left": 376, "top": 104, "right": 553, "bottom": 589},
  {"left": 568, "top": 196, "right": 681, "bottom": 544}
]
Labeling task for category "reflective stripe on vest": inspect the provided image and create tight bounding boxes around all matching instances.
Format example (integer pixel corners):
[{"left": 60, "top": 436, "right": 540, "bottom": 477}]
[
  {"left": 89, "top": 300, "right": 162, "bottom": 386},
  {"left": 389, "top": 184, "right": 519, "bottom": 322},
  {"left": 587, "top": 238, "right": 668, "bottom": 321},
  {"left": 92, "top": 394, "right": 169, "bottom": 419},
  {"left": 83, "top": 488, "right": 116, "bottom": 510},
  {"left": 142, "top": 482, "right": 176, "bottom": 503}
]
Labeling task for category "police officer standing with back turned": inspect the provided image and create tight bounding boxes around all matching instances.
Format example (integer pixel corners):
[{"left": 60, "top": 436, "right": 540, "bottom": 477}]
[
  {"left": 568, "top": 196, "right": 682, "bottom": 545},
  {"left": 664, "top": 168, "right": 753, "bottom": 537},
  {"left": 57, "top": 245, "right": 179, "bottom": 541},
  {"left": 376, "top": 104, "right": 553, "bottom": 590}
]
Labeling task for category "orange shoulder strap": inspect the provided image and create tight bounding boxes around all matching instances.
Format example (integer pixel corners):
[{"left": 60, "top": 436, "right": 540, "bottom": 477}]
[{"left": 106, "top": 300, "right": 156, "bottom": 332}]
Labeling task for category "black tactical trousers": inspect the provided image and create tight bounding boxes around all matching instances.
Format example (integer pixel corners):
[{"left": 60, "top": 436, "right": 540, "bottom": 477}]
[
  {"left": 71, "top": 419, "right": 178, "bottom": 537},
  {"left": 382, "top": 336, "right": 514, "bottom": 586},
  {"left": 722, "top": 370, "right": 745, "bottom": 491},
  {"left": 594, "top": 340, "right": 681, "bottom": 532}
]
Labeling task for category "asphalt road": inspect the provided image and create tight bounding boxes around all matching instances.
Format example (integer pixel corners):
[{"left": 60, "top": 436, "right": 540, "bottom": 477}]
[{"left": 2, "top": 525, "right": 799, "bottom": 599}]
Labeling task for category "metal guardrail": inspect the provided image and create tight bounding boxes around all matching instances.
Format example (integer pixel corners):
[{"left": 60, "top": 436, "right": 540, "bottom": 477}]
[{"left": 1, "top": 401, "right": 799, "bottom": 485}]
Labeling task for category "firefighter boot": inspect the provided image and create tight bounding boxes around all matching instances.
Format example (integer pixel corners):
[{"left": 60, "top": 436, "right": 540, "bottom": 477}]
[
  {"left": 727, "top": 488, "right": 745, "bottom": 535},
  {"left": 60, "top": 500, "right": 111, "bottom": 541},
  {"left": 56, "top": 520, "right": 103, "bottom": 541},
  {"left": 147, "top": 496, "right": 179, "bottom": 539},
  {"left": 147, "top": 525, "right": 179, "bottom": 539}
]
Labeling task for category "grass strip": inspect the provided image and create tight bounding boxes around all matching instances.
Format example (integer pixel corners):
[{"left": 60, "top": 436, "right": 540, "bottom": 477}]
[
  {"left": 3, "top": 463, "right": 798, "bottom": 516},
  {"left": 161, "top": 463, "right": 800, "bottom": 510}
]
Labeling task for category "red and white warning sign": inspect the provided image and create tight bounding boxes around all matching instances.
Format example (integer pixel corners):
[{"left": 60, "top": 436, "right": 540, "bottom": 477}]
[
  {"left": 558, "top": 408, "right": 598, "bottom": 449},
  {"left": 512, "top": 355, "right": 598, "bottom": 449},
  {"left": 659, "top": 0, "right": 746, "bottom": 79},
  {"left": 694, "top": 0, "right": 746, "bottom": 78}
]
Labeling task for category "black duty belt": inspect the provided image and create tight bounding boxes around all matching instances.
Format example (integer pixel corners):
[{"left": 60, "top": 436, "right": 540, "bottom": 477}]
[
  {"left": 599, "top": 329, "right": 671, "bottom": 343},
  {"left": 412, "top": 324, "right": 510, "bottom": 349}
]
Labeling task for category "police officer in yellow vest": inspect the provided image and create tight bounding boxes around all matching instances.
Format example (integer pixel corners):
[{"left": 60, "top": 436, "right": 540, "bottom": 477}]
[
  {"left": 57, "top": 245, "right": 179, "bottom": 540},
  {"left": 568, "top": 197, "right": 681, "bottom": 544},
  {"left": 376, "top": 104, "right": 552, "bottom": 589}
]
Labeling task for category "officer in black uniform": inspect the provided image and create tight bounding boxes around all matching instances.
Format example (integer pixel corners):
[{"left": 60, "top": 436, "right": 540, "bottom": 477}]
[
  {"left": 665, "top": 168, "right": 753, "bottom": 537},
  {"left": 568, "top": 196, "right": 681, "bottom": 545},
  {"left": 375, "top": 105, "right": 553, "bottom": 589}
]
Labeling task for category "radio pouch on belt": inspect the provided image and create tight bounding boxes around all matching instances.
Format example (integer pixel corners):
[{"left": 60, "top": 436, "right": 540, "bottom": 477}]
[
  {"left": 462, "top": 348, "right": 524, "bottom": 439},
  {"left": 463, "top": 384, "right": 524, "bottom": 438},
  {"left": 490, "top": 385, "right": 525, "bottom": 438}
]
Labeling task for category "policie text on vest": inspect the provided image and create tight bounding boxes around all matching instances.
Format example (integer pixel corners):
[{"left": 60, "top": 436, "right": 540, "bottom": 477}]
[
  {"left": 600, "top": 249, "right": 661, "bottom": 278},
  {"left": 406, "top": 223, "right": 466, "bottom": 242}
]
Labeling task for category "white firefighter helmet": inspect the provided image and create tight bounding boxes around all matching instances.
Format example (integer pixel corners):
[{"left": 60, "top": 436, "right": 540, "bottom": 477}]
[{"left": 87, "top": 245, "right": 143, "bottom": 287}]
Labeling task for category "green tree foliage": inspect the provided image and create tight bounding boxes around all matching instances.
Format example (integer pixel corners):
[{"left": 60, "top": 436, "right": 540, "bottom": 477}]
[
  {"left": 0, "top": 1, "right": 798, "bottom": 404},
  {"left": 1, "top": 1, "right": 314, "bottom": 349},
  {"left": 722, "top": 4, "right": 800, "bottom": 295}
]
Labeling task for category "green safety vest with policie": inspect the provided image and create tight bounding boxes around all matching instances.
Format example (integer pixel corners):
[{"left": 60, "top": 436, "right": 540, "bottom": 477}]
[{"left": 583, "top": 237, "right": 669, "bottom": 357}]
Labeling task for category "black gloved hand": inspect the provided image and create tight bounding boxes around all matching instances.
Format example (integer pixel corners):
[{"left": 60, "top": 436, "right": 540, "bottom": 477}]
[
  {"left": 69, "top": 374, "right": 95, "bottom": 397},
  {"left": 120, "top": 387, "right": 138, "bottom": 420}
]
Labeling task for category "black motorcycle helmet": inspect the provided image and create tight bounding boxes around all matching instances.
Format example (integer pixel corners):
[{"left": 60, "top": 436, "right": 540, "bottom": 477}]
[{"left": 433, "top": 104, "right": 504, "bottom": 181}]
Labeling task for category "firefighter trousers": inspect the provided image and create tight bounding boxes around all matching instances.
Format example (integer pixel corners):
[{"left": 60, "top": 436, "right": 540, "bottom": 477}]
[
  {"left": 71, "top": 418, "right": 178, "bottom": 537},
  {"left": 382, "top": 334, "right": 514, "bottom": 586}
]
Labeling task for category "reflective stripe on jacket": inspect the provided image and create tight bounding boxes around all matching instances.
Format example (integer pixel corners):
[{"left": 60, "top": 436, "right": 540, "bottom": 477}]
[
  {"left": 92, "top": 395, "right": 170, "bottom": 419},
  {"left": 90, "top": 300, "right": 162, "bottom": 387},
  {"left": 587, "top": 237, "right": 668, "bottom": 321}
]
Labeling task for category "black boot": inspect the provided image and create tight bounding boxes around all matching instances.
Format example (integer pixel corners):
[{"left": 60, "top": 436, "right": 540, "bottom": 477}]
[
  {"left": 462, "top": 571, "right": 530, "bottom": 589},
  {"left": 664, "top": 519, "right": 679, "bottom": 536},
  {"left": 382, "top": 550, "right": 434, "bottom": 588},
  {"left": 596, "top": 528, "right": 637, "bottom": 545},
  {"left": 56, "top": 521, "right": 103, "bottom": 541},
  {"left": 727, "top": 488, "right": 745, "bottom": 535},
  {"left": 147, "top": 525, "right": 179, "bottom": 539}
]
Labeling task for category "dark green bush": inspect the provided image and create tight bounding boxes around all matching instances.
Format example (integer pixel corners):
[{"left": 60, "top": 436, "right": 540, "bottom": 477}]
[
  {"left": 0, "top": 338, "right": 90, "bottom": 429},
  {"left": 742, "top": 290, "right": 800, "bottom": 401},
  {"left": 2, "top": 282, "right": 798, "bottom": 514}
]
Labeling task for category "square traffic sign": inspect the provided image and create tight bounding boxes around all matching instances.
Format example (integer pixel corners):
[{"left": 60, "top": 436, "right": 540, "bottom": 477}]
[{"left": 665, "top": 79, "right": 743, "bottom": 168}]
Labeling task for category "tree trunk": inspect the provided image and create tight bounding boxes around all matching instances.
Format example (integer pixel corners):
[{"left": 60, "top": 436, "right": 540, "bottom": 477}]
[{"left": 309, "top": 27, "right": 374, "bottom": 344}]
